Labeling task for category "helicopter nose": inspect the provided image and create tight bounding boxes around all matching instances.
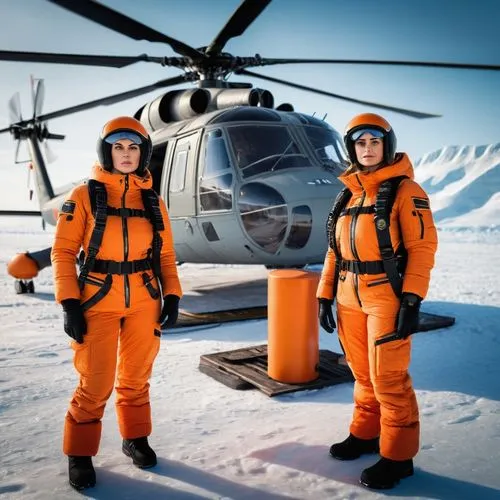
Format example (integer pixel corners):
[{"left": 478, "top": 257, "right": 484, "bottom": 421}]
[{"left": 238, "top": 182, "right": 288, "bottom": 254}]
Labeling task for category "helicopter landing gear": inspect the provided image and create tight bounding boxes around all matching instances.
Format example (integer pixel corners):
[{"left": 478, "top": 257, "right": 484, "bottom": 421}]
[{"left": 14, "top": 279, "right": 35, "bottom": 294}]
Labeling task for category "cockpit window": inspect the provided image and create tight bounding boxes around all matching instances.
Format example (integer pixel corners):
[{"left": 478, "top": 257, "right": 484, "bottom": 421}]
[
  {"left": 227, "top": 125, "right": 309, "bottom": 178},
  {"left": 304, "top": 126, "right": 348, "bottom": 173},
  {"left": 200, "top": 128, "right": 233, "bottom": 212}
]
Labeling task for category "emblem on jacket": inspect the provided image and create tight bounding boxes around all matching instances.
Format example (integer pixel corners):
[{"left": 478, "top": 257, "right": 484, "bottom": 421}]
[
  {"left": 61, "top": 200, "right": 76, "bottom": 214},
  {"left": 412, "top": 197, "right": 430, "bottom": 210}
]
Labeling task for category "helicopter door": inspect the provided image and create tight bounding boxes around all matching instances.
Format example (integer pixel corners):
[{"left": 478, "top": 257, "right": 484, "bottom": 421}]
[{"left": 167, "top": 133, "right": 199, "bottom": 218}]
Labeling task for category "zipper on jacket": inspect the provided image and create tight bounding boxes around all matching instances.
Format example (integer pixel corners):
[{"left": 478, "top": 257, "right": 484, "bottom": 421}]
[
  {"left": 349, "top": 178, "right": 364, "bottom": 307},
  {"left": 417, "top": 211, "right": 424, "bottom": 239},
  {"left": 122, "top": 175, "right": 130, "bottom": 308}
]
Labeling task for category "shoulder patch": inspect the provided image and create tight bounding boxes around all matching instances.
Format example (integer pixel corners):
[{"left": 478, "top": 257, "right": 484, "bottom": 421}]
[
  {"left": 61, "top": 200, "right": 76, "bottom": 214},
  {"left": 412, "top": 197, "right": 430, "bottom": 210}
]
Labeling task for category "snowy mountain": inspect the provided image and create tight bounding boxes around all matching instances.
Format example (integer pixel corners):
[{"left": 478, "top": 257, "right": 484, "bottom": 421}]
[{"left": 414, "top": 143, "right": 500, "bottom": 229}]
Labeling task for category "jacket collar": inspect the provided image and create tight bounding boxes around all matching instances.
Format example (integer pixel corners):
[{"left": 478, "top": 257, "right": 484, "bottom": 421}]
[
  {"left": 339, "top": 153, "right": 414, "bottom": 195},
  {"left": 90, "top": 163, "right": 153, "bottom": 192}
]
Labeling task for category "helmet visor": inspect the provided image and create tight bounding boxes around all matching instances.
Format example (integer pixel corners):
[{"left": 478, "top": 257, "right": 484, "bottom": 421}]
[
  {"left": 350, "top": 128, "right": 385, "bottom": 141},
  {"left": 104, "top": 131, "right": 143, "bottom": 145}
]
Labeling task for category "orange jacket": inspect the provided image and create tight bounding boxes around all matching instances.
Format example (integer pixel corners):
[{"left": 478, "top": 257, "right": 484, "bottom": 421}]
[
  {"left": 317, "top": 153, "right": 438, "bottom": 301},
  {"left": 52, "top": 164, "right": 182, "bottom": 308}
]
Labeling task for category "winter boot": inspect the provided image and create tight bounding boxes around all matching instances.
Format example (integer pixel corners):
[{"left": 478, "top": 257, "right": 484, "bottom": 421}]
[
  {"left": 68, "top": 456, "right": 96, "bottom": 490},
  {"left": 360, "top": 457, "right": 414, "bottom": 489},
  {"left": 329, "top": 433, "right": 380, "bottom": 460},
  {"left": 122, "top": 437, "right": 157, "bottom": 468}
]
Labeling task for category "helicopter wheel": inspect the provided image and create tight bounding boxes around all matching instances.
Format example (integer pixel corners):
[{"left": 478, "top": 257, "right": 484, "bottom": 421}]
[
  {"left": 14, "top": 280, "right": 27, "bottom": 294},
  {"left": 14, "top": 280, "right": 35, "bottom": 294}
]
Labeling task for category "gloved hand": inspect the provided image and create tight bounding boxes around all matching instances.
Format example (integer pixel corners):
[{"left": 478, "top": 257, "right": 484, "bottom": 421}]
[
  {"left": 159, "top": 294, "right": 180, "bottom": 328},
  {"left": 61, "top": 298, "right": 87, "bottom": 344},
  {"left": 395, "top": 293, "right": 422, "bottom": 339},
  {"left": 318, "top": 298, "right": 336, "bottom": 333}
]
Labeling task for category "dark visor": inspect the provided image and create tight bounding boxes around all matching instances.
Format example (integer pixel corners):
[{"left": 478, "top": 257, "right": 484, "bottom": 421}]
[
  {"left": 104, "top": 131, "right": 143, "bottom": 145},
  {"left": 351, "top": 128, "right": 385, "bottom": 141}
]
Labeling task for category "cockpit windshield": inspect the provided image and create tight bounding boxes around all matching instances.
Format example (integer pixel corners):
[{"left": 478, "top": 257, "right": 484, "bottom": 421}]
[
  {"left": 304, "top": 125, "right": 348, "bottom": 174},
  {"left": 226, "top": 125, "right": 309, "bottom": 178}
]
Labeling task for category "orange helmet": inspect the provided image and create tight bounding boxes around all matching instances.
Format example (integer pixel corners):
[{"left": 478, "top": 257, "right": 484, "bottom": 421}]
[
  {"left": 97, "top": 116, "right": 152, "bottom": 175},
  {"left": 343, "top": 113, "right": 397, "bottom": 165}
]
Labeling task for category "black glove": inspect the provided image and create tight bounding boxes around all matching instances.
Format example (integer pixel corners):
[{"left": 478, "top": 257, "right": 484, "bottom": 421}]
[
  {"left": 62, "top": 299, "right": 87, "bottom": 344},
  {"left": 159, "top": 294, "right": 180, "bottom": 328},
  {"left": 395, "top": 293, "right": 422, "bottom": 339},
  {"left": 318, "top": 298, "right": 336, "bottom": 333}
]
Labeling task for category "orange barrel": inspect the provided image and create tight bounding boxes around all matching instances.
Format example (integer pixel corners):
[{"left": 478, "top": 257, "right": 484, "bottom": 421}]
[{"left": 267, "top": 269, "right": 320, "bottom": 383}]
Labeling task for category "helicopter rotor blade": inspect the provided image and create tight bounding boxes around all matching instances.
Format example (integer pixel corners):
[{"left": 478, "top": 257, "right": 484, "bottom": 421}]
[
  {"left": 48, "top": 0, "right": 206, "bottom": 61},
  {"left": 254, "top": 57, "right": 500, "bottom": 72},
  {"left": 8, "top": 92, "right": 22, "bottom": 123},
  {"left": 37, "top": 74, "right": 189, "bottom": 122},
  {"left": 239, "top": 69, "right": 440, "bottom": 119},
  {"left": 44, "top": 141, "right": 58, "bottom": 164},
  {"left": 206, "top": 0, "right": 272, "bottom": 56},
  {"left": 0, "top": 49, "right": 167, "bottom": 68},
  {"left": 14, "top": 139, "right": 22, "bottom": 163},
  {"left": 32, "top": 78, "right": 45, "bottom": 118}
]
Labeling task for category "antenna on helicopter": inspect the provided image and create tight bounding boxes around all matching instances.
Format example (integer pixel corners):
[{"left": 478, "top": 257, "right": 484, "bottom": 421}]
[{"left": 322, "top": 112, "right": 328, "bottom": 121}]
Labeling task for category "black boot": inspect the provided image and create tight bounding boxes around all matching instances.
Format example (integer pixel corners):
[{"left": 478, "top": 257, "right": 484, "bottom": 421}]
[
  {"left": 68, "top": 456, "right": 96, "bottom": 490},
  {"left": 360, "top": 457, "right": 414, "bottom": 489},
  {"left": 122, "top": 437, "right": 157, "bottom": 468},
  {"left": 329, "top": 433, "right": 379, "bottom": 460}
]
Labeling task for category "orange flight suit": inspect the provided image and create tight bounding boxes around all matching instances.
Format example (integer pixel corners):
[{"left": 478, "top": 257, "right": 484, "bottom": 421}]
[
  {"left": 317, "top": 153, "right": 438, "bottom": 461},
  {"left": 52, "top": 164, "right": 182, "bottom": 456}
]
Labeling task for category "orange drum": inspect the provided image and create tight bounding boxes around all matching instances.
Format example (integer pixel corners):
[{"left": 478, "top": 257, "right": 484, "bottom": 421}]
[{"left": 267, "top": 269, "right": 320, "bottom": 383}]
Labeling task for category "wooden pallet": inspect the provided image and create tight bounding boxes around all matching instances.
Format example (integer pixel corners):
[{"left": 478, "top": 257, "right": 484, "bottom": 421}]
[{"left": 199, "top": 344, "right": 354, "bottom": 397}]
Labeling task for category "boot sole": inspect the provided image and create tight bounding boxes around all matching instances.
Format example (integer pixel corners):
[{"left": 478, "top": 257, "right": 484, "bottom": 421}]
[
  {"left": 330, "top": 449, "right": 379, "bottom": 461},
  {"left": 359, "top": 468, "right": 414, "bottom": 489},
  {"left": 122, "top": 445, "right": 157, "bottom": 469},
  {"left": 69, "top": 479, "right": 95, "bottom": 491}
]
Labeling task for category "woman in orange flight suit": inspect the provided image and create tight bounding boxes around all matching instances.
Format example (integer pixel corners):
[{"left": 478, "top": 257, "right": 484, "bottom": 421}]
[
  {"left": 317, "top": 113, "right": 438, "bottom": 490},
  {"left": 51, "top": 116, "right": 182, "bottom": 490}
]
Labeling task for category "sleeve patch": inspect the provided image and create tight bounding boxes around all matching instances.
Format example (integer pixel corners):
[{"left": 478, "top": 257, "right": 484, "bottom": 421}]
[
  {"left": 412, "top": 197, "right": 430, "bottom": 210},
  {"left": 61, "top": 200, "right": 76, "bottom": 214}
]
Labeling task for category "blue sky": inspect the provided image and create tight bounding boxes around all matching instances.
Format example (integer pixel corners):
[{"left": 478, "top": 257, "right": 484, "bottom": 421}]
[{"left": 0, "top": 0, "right": 499, "bottom": 192}]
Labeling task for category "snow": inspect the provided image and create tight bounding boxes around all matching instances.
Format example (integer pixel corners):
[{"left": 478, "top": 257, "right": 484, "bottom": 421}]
[{"left": 1, "top": 216, "right": 500, "bottom": 499}]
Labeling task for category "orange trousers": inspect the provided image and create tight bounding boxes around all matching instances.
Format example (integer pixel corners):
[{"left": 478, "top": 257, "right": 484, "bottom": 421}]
[
  {"left": 337, "top": 301, "right": 419, "bottom": 461},
  {"left": 63, "top": 299, "right": 161, "bottom": 456}
]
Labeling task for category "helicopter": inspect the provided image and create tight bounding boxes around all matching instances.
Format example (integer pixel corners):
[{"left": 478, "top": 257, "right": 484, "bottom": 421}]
[{"left": 1, "top": 0, "right": 499, "bottom": 294}]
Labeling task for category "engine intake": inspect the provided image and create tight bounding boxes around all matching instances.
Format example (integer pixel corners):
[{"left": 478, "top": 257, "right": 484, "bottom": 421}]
[
  {"left": 137, "top": 88, "right": 210, "bottom": 131},
  {"left": 207, "top": 88, "right": 260, "bottom": 110}
]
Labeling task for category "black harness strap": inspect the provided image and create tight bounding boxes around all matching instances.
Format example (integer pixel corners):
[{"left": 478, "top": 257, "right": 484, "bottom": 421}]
[
  {"left": 81, "top": 274, "right": 113, "bottom": 312},
  {"left": 141, "top": 188, "right": 164, "bottom": 280},
  {"left": 78, "top": 179, "right": 165, "bottom": 309},
  {"left": 374, "top": 175, "right": 408, "bottom": 297},
  {"left": 326, "top": 175, "right": 408, "bottom": 299},
  {"left": 78, "top": 180, "right": 107, "bottom": 291},
  {"left": 340, "top": 259, "right": 385, "bottom": 275},
  {"left": 326, "top": 187, "right": 352, "bottom": 299},
  {"left": 341, "top": 206, "right": 375, "bottom": 216},
  {"left": 106, "top": 207, "right": 148, "bottom": 218},
  {"left": 89, "top": 257, "right": 152, "bottom": 275}
]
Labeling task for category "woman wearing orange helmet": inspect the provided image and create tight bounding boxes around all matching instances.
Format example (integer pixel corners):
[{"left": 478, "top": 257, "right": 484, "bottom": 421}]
[
  {"left": 51, "top": 116, "right": 182, "bottom": 490},
  {"left": 317, "top": 113, "right": 438, "bottom": 489}
]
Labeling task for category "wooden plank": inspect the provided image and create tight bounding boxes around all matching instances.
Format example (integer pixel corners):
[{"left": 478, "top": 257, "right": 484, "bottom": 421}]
[
  {"left": 199, "top": 344, "right": 354, "bottom": 397},
  {"left": 198, "top": 361, "right": 253, "bottom": 391}
]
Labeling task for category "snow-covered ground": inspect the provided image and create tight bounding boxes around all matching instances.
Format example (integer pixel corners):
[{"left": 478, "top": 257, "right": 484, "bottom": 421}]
[{"left": 1, "top": 217, "right": 499, "bottom": 499}]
